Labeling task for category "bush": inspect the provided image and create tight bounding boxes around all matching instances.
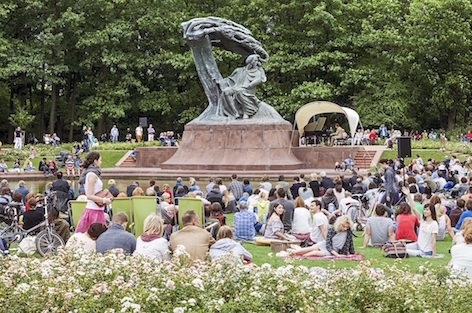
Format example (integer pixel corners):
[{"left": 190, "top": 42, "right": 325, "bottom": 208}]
[{"left": 0, "top": 248, "right": 470, "bottom": 312}]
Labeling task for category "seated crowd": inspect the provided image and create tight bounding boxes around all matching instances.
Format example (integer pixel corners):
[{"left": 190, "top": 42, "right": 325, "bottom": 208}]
[{"left": 0, "top": 153, "right": 472, "bottom": 279}]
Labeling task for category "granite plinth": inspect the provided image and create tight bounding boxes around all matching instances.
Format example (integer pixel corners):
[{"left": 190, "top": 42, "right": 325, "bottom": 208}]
[
  {"left": 291, "top": 146, "right": 363, "bottom": 169},
  {"left": 161, "top": 123, "right": 303, "bottom": 171}
]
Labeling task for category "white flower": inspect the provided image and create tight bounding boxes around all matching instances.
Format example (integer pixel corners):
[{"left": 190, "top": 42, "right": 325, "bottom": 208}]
[
  {"left": 173, "top": 307, "right": 185, "bottom": 313},
  {"left": 188, "top": 298, "right": 196, "bottom": 306},
  {"left": 192, "top": 278, "right": 204, "bottom": 291},
  {"left": 166, "top": 279, "right": 176, "bottom": 290}
]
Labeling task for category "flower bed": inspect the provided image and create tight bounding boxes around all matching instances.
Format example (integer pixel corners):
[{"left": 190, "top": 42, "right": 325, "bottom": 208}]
[{"left": 0, "top": 248, "right": 471, "bottom": 312}]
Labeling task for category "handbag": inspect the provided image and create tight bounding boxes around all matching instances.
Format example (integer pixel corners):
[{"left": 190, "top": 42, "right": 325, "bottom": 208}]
[
  {"left": 382, "top": 241, "right": 408, "bottom": 258},
  {"left": 94, "top": 189, "right": 114, "bottom": 207}
]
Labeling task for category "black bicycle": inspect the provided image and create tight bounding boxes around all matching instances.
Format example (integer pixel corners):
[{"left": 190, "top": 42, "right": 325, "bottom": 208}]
[{"left": 0, "top": 193, "right": 65, "bottom": 256}]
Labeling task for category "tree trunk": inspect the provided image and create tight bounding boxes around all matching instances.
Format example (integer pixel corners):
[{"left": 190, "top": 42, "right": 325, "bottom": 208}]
[
  {"left": 97, "top": 115, "right": 105, "bottom": 139},
  {"left": 8, "top": 88, "right": 14, "bottom": 143},
  {"left": 465, "top": 96, "right": 470, "bottom": 125},
  {"left": 49, "top": 83, "right": 57, "bottom": 134},
  {"left": 68, "top": 88, "right": 76, "bottom": 142},
  {"left": 447, "top": 102, "right": 457, "bottom": 130},
  {"left": 39, "top": 71, "right": 46, "bottom": 137}
]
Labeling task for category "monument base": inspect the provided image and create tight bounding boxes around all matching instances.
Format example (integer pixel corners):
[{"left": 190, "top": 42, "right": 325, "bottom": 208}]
[{"left": 161, "top": 123, "right": 303, "bottom": 171}]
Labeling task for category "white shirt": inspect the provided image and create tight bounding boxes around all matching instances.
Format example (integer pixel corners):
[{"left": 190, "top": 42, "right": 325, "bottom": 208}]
[
  {"left": 84, "top": 172, "right": 103, "bottom": 210},
  {"left": 247, "top": 195, "right": 260, "bottom": 213},
  {"left": 291, "top": 207, "right": 312, "bottom": 234},
  {"left": 437, "top": 215, "right": 446, "bottom": 241},
  {"left": 65, "top": 232, "right": 96, "bottom": 253},
  {"left": 417, "top": 220, "right": 439, "bottom": 252},
  {"left": 450, "top": 244, "right": 472, "bottom": 280},
  {"left": 436, "top": 177, "right": 447, "bottom": 190},
  {"left": 310, "top": 212, "right": 329, "bottom": 243},
  {"left": 134, "top": 237, "right": 170, "bottom": 261}
]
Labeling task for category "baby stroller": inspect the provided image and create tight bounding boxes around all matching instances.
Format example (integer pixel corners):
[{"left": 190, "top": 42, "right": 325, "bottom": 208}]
[{"left": 55, "top": 151, "right": 69, "bottom": 167}]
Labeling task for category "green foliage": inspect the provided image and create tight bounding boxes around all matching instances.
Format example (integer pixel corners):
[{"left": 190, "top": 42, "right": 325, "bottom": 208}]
[
  {"left": 8, "top": 104, "right": 35, "bottom": 130},
  {"left": 1, "top": 0, "right": 472, "bottom": 143}
]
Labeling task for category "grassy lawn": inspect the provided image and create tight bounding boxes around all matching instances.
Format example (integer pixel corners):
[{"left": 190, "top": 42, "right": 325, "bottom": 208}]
[
  {"left": 3, "top": 150, "right": 126, "bottom": 170},
  {"left": 380, "top": 149, "right": 468, "bottom": 166},
  {"left": 226, "top": 213, "right": 452, "bottom": 272}
]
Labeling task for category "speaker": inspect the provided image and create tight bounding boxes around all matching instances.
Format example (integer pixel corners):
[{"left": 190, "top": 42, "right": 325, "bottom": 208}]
[
  {"left": 139, "top": 117, "right": 148, "bottom": 128},
  {"left": 397, "top": 137, "right": 411, "bottom": 158}
]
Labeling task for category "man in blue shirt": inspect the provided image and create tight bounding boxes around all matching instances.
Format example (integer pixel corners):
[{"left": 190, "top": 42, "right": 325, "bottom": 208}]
[
  {"left": 15, "top": 180, "right": 29, "bottom": 204},
  {"left": 233, "top": 202, "right": 256, "bottom": 241}
]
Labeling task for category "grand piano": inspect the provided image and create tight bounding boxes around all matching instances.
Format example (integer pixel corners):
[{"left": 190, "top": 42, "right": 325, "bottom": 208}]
[{"left": 303, "top": 117, "right": 332, "bottom": 145}]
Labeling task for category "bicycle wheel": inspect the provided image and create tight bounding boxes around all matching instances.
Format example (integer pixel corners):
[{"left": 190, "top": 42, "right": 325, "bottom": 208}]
[{"left": 35, "top": 230, "right": 65, "bottom": 257}]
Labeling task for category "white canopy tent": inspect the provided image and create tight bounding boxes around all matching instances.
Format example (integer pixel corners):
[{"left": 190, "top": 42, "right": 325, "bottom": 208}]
[{"left": 294, "top": 101, "right": 362, "bottom": 139}]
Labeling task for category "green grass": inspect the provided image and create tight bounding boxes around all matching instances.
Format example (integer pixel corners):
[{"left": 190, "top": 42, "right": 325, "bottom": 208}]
[
  {"left": 380, "top": 149, "right": 468, "bottom": 166},
  {"left": 226, "top": 213, "right": 451, "bottom": 272},
  {"left": 4, "top": 150, "right": 126, "bottom": 170}
]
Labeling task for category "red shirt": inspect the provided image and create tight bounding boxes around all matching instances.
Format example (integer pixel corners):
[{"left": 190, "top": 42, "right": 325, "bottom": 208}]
[
  {"left": 368, "top": 133, "right": 376, "bottom": 140},
  {"left": 395, "top": 213, "right": 420, "bottom": 242}
]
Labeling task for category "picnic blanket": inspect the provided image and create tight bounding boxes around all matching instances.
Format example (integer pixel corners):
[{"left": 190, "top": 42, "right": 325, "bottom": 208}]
[{"left": 287, "top": 252, "right": 365, "bottom": 261}]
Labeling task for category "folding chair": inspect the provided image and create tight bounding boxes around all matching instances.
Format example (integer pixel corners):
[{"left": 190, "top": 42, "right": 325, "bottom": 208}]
[
  {"left": 132, "top": 196, "right": 159, "bottom": 238},
  {"left": 177, "top": 198, "right": 203, "bottom": 229},
  {"left": 68, "top": 200, "right": 87, "bottom": 230},
  {"left": 110, "top": 197, "right": 133, "bottom": 232}
]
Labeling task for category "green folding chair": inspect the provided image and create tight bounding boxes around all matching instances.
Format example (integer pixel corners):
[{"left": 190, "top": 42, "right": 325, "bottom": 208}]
[
  {"left": 177, "top": 198, "right": 203, "bottom": 229},
  {"left": 69, "top": 200, "right": 87, "bottom": 229},
  {"left": 132, "top": 196, "right": 158, "bottom": 238},
  {"left": 110, "top": 197, "right": 133, "bottom": 232}
]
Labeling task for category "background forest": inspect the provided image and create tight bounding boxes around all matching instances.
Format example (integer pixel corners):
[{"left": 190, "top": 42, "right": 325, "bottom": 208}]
[{"left": 0, "top": 0, "right": 471, "bottom": 143}]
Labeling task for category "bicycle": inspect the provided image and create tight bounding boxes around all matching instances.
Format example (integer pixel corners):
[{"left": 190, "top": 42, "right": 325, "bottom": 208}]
[
  {"left": 0, "top": 192, "right": 65, "bottom": 257},
  {"left": 350, "top": 194, "right": 373, "bottom": 231}
]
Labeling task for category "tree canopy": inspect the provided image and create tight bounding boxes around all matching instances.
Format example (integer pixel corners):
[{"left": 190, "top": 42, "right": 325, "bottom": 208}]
[{"left": 0, "top": 0, "right": 470, "bottom": 143}]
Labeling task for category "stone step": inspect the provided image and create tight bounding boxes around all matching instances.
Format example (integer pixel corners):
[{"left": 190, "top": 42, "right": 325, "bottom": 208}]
[
  {"left": 353, "top": 150, "right": 377, "bottom": 168},
  {"left": 120, "top": 155, "right": 137, "bottom": 168}
]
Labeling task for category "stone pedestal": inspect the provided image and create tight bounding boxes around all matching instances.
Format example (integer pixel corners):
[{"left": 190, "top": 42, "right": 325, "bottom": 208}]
[{"left": 161, "top": 123, "right": 303, "bottom": 171}]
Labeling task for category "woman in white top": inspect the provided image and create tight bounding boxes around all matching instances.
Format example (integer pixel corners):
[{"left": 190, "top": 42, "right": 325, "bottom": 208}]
[
  {"left": 66, "top": 223, "right": 107, "bottom": 253},
  {"left": 291, "top": 197, "right": 312, "bottom": 240},
  {"left": 450, "top": 223, "right": 472, "bottom": 280},
  {"left": 134, "top": 213, "right": 170, "bottom": 261},
  {"left": 75, "top": 152, "right": 111, "bottom": 233},
  {"left": 406, "top": 203, "right": 438, "bottom": 257}
]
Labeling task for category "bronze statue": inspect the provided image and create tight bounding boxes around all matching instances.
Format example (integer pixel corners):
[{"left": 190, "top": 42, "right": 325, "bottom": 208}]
[{"left": 182, "top": 17, "right": 286, "bottom": 124}]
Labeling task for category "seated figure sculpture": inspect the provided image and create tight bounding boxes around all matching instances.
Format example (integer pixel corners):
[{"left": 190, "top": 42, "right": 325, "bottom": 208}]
[{"left": 217, "top": 54, "right": 266, "bottom": 119}]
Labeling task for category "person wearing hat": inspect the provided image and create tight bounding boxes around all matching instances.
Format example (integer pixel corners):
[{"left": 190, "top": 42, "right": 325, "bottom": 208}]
[{"left": 320, "top": 171, "right": 334, "bottom": 190}]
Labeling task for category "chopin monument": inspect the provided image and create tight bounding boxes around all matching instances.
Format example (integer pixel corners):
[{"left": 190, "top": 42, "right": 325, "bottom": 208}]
[{"left": 161, "top": 17, "right": 303, "bottom": 170}]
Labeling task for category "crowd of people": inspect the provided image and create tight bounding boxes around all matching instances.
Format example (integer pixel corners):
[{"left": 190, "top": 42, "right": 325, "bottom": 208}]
[{"left": 1, "top": 150, "right": 472, "bottom": 279}]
